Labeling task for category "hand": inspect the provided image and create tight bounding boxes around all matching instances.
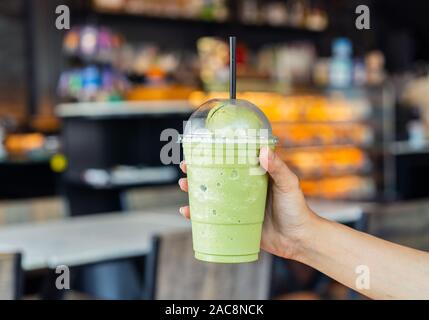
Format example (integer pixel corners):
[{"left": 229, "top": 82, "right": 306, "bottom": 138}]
[{"left": 178, "top": 147, "right": 318, "bottom": 260}]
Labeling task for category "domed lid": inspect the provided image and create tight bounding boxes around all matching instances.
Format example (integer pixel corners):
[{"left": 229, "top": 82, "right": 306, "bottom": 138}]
[{"left": 181, "top": 98, "right": 277, "bottom": 144}]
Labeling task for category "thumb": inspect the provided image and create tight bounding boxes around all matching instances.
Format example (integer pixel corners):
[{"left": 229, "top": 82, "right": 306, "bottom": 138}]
[{"left": 259, "top": 147, "right": 300, "bottom": 193}]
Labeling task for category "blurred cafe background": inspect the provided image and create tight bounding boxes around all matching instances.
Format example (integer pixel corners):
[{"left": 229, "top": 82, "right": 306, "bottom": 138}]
[{"left": 0, "top": 0, "right": 429, "bottom": 300}]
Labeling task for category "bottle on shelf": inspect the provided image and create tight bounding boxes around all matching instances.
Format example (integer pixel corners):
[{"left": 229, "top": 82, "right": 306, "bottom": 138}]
[{"left": 329, "top": 38, "right": 353, "bottom": 89}]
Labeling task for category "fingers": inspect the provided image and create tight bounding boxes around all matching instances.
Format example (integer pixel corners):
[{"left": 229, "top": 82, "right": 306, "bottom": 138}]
[
  {"left": 178, "top": 163, "right": 190, "bottom": 219},
  {"left": 179, "top": 161, "right": 188, "bottom": 192},
  {"left": 178, "top": 178, "right": 188, "bottom": 192},
  {"left": 180, "top": 161, "right": 187, "bottom": 174},
  {"left": 179, "top": 205, "right": 191, "bottom": 219},
  {"left": 259, "top": 147, "right": 300, "bottom": 193}
]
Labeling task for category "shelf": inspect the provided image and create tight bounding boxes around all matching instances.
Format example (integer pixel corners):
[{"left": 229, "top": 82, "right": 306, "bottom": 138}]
[
  {"left": 94, "top": 9, "right": 227, "bottom": 25},
  {"left": 271, "top": 120, "right": 374, "bottom": 125},
  {"left": 293, "top": 168, "right": 373, "bottom": 180},
  {"left": 93, "top": 10, "right": 325, "bottom": 35},
  {"left": 0, "top": 154, "right": 52, "bottom": 165},
  {"left": 56, "top": 100, "right": 194, "bottom": 119},
  {"left": 277, "top": 143, "right": 372, "bottom": 151},
  {"left": 65, "top": 165, "right": 179, "bottom": 190},
  {"left": 389, "top": 141, "right": 429, "bottom": 155}
]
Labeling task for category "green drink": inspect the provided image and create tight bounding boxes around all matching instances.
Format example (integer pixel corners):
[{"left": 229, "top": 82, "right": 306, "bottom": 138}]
[{"left": 182, "top": 99, "right": 276, "bottom": 263}]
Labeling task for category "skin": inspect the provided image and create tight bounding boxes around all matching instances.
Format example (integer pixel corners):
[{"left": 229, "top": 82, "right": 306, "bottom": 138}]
[{"left": 179, "top": 147, "right": 429, "bottom": 300}]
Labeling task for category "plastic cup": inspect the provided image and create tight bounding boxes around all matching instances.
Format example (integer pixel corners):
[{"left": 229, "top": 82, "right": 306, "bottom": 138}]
[{"left": 181, "top": 99, "right": 276, "bottom": 263}]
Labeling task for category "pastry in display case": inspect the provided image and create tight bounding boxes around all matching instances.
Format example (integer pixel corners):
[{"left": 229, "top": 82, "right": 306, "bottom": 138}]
[
  {"left": 189, "top": 90, "right": 375, "bottom": 200},
  {"left": 277, "top": 146, "right": 370, "bottom": 177},
  {"left": 272, "top": 123, "right": 372, "bottom": 147},
  {"left": 300, "top": 175, "right": 375, "bottom": 199}
]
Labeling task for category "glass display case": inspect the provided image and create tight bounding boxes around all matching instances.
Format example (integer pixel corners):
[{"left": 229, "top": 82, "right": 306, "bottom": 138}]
[{"left": 189, "top": 90, "right": 377, "bottom": 200}]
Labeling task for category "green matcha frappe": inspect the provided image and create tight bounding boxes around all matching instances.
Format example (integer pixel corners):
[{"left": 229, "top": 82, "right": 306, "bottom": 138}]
[{"left": 182, "top": 99, "right": 276, "bottom": 263}]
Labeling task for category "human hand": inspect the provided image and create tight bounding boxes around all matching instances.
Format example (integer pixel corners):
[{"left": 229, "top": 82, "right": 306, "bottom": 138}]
[{"left": 178, "top": 147, "right": 318, "bottom": 260}]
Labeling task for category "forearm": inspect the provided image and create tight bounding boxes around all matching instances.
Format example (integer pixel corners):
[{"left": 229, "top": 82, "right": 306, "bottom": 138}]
[{"left": 294, "top": 213, "right": 429, "bottom": 299}]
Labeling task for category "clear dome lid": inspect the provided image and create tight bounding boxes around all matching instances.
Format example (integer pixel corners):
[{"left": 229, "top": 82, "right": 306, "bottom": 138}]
[{"left": 181, "top": 99, "right": 277, "bottom": 144}]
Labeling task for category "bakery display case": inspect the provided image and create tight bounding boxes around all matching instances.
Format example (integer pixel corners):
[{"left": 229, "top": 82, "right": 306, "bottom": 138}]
[
  {"left": 189, "top": 90, "right": 376, "bottom": 200},
  {"left": 269, "top": 93, "right": 375, "bottom": 200}
]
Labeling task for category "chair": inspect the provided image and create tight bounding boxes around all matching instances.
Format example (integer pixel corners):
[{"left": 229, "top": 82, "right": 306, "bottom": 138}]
[
  {"left": 144, "top": 231, "right": 272, "bottom": 300},
  {"left": 0, "top": 253, "right": 22, "bottom": 300}
]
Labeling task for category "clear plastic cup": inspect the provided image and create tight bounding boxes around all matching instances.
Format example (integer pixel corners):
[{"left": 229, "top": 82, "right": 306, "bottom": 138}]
[{"left": 181, "top": 99, "right": 277, "bottom": 263}]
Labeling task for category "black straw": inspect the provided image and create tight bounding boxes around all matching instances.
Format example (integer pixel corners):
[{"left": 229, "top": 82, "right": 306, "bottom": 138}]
[{"left": 229, "top": 36, "right": 236, "bottom": 99}]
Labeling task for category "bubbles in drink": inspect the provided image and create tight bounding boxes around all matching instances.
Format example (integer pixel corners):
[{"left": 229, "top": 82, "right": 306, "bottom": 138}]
[
  {"left": 200, "top": 185, "right": 207, "bottom": 192},
  {"left": 230, "top": 170, "right": 239, "bottom": 180}
]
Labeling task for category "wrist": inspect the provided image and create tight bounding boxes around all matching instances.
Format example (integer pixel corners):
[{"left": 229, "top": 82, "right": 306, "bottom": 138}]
[{"left": 290, "top": 208, "right": 325, "bottom": 263}]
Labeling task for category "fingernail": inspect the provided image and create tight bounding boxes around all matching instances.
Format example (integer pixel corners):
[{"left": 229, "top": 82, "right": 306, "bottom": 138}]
[
  {"left": 268, "top": 148, "right": 276, "bottom": 160},
  {"left": 179, "top": 207, "right": 184, "bottom": 215},
  {"left": 261, "top": 146, "right": 273, "bottom": 160},
  {"left": 267, "top": 147, "right": 274, "bottom": 160},
  {"left": 178, "top": 178, "right": 183, "bottom": 185}
]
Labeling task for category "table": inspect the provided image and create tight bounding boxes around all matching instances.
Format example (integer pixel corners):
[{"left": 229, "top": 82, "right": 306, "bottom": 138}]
[
  {"left": 0, "top": 202, "right": 367, "bottom": 299},
  {"left": 0, "top": 211, "right": 190, "bottom": 271},
  {"left": 0, "top": 202, "right": 365, "bottom": 272},
  {"left": 307, "top": 199, "right": 365, "bottom": 224}
]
